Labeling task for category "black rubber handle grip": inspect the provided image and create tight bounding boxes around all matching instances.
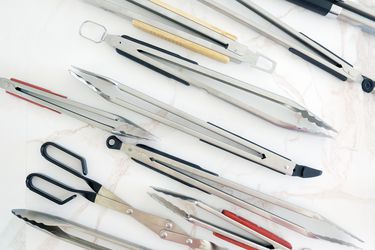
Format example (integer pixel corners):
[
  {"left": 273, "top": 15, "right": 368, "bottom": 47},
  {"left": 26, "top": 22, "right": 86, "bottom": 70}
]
[{"left": 286, "top": 0, "right": 333, "bottom": 16}]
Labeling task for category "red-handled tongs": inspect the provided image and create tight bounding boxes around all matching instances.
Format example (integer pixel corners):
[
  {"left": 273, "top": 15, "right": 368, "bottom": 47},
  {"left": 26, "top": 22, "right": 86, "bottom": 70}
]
[{"left": 150, "top": 187, "right": 292, "bottom": 250}]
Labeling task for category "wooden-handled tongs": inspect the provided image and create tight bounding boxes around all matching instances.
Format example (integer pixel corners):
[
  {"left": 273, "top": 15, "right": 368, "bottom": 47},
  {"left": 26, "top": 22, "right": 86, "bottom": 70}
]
[{"left": 82, "top": 0, "right": 276, "bottom": 72}]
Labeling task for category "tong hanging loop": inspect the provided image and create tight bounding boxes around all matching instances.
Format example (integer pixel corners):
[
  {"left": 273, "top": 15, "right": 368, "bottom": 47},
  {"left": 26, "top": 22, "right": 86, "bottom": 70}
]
[{"left": 79, "top": 20, "right": 107, "bottom": 43}]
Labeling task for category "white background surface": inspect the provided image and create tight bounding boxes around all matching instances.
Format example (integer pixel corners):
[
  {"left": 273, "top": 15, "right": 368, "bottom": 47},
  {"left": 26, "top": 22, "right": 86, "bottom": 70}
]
[{"left": 0, "top": 0, "right": 374, "bottom": 249}]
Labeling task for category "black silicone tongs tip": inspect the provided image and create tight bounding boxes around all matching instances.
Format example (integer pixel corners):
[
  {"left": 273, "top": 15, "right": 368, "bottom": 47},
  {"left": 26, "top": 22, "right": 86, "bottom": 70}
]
[{"left": 293, "top": 165, "right": 323, "bottom": 178}]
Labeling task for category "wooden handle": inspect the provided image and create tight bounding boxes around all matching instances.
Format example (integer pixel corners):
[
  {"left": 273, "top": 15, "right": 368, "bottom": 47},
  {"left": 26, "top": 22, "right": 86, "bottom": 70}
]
[
  {"left": 132, "top": 20, "right": 230, "bottom": 63},
  {"left": 151, "top": 0, "right": 237, "bottom": 41}
]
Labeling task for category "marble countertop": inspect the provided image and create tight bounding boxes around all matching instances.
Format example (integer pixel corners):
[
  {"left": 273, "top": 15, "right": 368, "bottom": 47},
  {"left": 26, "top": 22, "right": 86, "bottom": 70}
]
[{"left": 0, "top": 0, "right": 374, "bottom": 249}]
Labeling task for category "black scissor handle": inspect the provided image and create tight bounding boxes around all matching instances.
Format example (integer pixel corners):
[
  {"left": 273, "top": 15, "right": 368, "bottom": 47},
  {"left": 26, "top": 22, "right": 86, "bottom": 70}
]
[
  {"left": 41, "top": 142, "right": 88, "bottom": 176},
  {"left": 40, "top": 142, "right": 102, "bottom": 193},
  {"left": 26, "top": 173, "right": 96, "bottom": 205}
]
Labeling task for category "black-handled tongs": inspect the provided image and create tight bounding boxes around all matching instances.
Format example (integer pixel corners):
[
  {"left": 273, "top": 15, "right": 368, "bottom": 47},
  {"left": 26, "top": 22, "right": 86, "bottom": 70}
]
[
  {"left": 79, "top": 20, "right": 336, "bottom": 136},
  {"left": 198, "top": 0, "right": 375, "bottom": 93},
  {"left": 69, "top": 66, "right": 322, "bottom": 178},
  {"left": 286, "top": 0, "right": 375, "bottom": 34}
]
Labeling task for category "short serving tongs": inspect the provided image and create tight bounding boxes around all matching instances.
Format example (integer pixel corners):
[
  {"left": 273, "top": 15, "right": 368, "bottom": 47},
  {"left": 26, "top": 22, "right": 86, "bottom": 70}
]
[
  {"left": 79, "top": 21, "right": 336, "bottom": 136},
  {"left": 0, "top": 77, "right": 154, "bottom": 143},
  {"left": 69, "top": 66, "right": 322, "bottom": 178},
  {"left": 12, "top": 209, "right": 150, "bottom": 250},
  {"left": 82, "top": 0, "right": 275, "bottom": 72},
  {"left": 150, "top": 188, "right": 293, "bottom": 250},
  {"left": 198, "top": 0, "right": 375, "bottom": 93},
  {"left": 105, "top": 135, "right": 363, "bottom": 249}
]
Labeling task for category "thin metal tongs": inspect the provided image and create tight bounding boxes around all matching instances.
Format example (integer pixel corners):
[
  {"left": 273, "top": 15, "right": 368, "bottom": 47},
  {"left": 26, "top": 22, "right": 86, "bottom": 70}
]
[
  {"left": 0, "top": 77, "right": 153, "bottom": 143},
  {"left": 83, "top": 0, "right": 275, "bottom": 71},
  {"left": 12, "top": 209, "right": 150, "bottom": 250},
  {"left": 105, "top": 135, "right": 363, "bottom": 249},
  {"left": 198, "top": 0, "right": 375, "bottom": 93},
  {"left": 79, "top": 20, "right": 336, "bottom": 136},
  {"left": 69, "top": 66, "right": 323, "bottom": 178}
]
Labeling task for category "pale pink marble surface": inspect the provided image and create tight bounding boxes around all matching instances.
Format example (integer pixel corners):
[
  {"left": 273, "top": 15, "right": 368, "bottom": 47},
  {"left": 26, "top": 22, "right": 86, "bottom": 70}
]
[{"left": 0, "top": 0, "right": 374, "bottom": 249}]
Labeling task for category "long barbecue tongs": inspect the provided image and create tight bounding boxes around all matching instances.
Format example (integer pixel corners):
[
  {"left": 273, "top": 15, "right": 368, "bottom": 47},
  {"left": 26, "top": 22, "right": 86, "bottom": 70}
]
[
  {"left": 79, "top": 20, "right": 336, "bottom": 136},
  {"left": 69, "top": 66, "right": 322, "bottom": 178},
  {"left": 199, "top": 0, "right": 375, "bottom": 93}
]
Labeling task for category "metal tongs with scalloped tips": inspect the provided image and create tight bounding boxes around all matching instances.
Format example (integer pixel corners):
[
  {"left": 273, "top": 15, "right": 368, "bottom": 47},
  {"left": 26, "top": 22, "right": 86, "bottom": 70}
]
[
  {"left": 105, "top": 136, "right": 363, "bottom": 249},
  {"left": 69, "top": 66, "right": 322, "bottom": 178},
  {"left": 79, "top": 20, "right": 336, "bottom": 136},
  {"left": 198, "top": 0, "right": 375, "bottom": 93},
  {"left": 12, "top": 209, "right": 151, "bottom": 250},
  {"left": 82, "top": 0, "right": 275, "bottom": 72}
]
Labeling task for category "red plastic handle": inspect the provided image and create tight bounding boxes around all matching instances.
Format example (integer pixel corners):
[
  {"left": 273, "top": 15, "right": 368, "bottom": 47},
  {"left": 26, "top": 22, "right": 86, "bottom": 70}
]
[
  {"left": 222, "top": 210, "right": 292, "bottom": 249},
  {"left": 7, "top": 78, "right": 67, "bottom": 113},
  {"left": 213, "top": 232, "right": 257, "bottom": 250}
]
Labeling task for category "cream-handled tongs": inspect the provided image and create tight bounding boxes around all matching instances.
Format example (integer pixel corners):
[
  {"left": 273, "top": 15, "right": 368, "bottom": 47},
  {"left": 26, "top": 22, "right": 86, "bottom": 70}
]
[
  {"left": 105, "top": 135, "right": 363, "bottom": 248},
  {"left": 12, "top": 209, "right": 151, "bottom": 250},
  {"left": 198, "top": 0, "right": 375, "bottom": 93},
  {"left": 69, "top": 66, "right": 322, "bottom": 178},
  {"left": 150, "top": 189, "right": 293, "bottom": 250},
  {"left": 79, "top": 20, "right": 336, "bottom": 136},
  {"left": 82, "top": 0, "right": 275, "bottom": 72}
]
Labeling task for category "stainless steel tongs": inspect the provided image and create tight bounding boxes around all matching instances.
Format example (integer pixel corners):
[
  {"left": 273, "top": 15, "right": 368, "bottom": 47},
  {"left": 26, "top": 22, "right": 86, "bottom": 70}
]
[
  {"left": 105, "top": 135, "right": 363, "bottom": 249},
  {"left": 79, "top": 20, "right": 336, "bottom": 136},
  {"left": 0, "top": 77, "right": 154, "bottom": 142},
  {"left": 12, "top": 209, "right": 150, "bottom": 250},
  {"left": 198, "top": 0, "right": 375, "bottom": 93},
  {"left": 82, "top": 0, "right": 275, "bottom": 72},
  {"left": 69, "top": 66, "right": 322, "bottom": 178}
]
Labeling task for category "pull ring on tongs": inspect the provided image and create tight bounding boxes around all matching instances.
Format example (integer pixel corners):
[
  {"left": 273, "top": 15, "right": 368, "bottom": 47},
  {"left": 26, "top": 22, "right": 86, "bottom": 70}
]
[
  {"left": 79, "top": 20, "right": 276, "bottom": 73},
  {"left": 79, "top": 20, "right": 107, "bottom": 43}
]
